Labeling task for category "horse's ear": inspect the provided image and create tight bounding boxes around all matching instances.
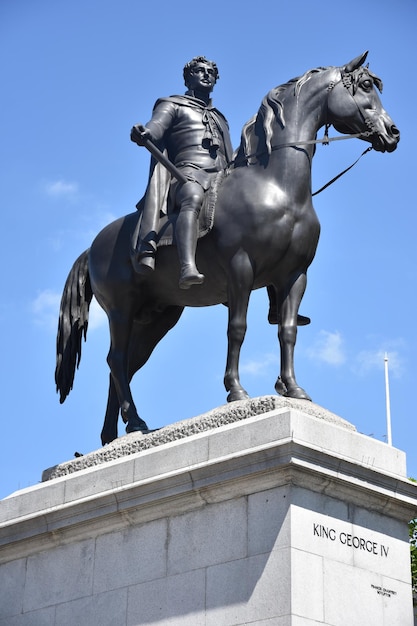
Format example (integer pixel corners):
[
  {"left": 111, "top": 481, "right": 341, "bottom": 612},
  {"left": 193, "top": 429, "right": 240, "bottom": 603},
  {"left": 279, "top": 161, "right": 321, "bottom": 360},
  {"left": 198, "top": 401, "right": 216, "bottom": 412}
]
[{"left": 344, "top": 51, "right": 369, "bottom": 73}]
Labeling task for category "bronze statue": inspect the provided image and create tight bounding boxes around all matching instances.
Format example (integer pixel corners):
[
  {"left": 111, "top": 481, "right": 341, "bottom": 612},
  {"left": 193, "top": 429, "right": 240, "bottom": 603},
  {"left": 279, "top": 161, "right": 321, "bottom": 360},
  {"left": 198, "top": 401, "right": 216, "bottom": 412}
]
[
  {"left": 55, "top": 53, "right": 399, "bottom": 445},
  {"left": 131, "top": 56, "right": 233, "bottom": 289}
]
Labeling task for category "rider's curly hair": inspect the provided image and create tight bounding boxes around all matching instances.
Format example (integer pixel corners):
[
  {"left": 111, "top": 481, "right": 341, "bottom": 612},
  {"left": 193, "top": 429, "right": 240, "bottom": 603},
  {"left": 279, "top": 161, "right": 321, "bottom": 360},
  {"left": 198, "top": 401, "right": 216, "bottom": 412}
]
[{"left": 183, "top": 56, "right": 219, "bottom": 87}]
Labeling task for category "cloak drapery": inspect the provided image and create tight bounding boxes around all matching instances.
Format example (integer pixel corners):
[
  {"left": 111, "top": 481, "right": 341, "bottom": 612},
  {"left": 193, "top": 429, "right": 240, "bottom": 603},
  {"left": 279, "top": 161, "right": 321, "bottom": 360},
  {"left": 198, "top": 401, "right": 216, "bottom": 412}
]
[{"left": 131, "top": 95, "right": 233, "bottom": 272}]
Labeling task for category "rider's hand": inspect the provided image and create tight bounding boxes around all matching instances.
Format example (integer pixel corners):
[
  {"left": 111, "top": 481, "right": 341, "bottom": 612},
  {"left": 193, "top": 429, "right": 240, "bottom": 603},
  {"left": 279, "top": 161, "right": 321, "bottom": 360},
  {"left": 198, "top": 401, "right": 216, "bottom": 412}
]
[{"left": 131, "top": 124, "right": 152, "bottom": 146}]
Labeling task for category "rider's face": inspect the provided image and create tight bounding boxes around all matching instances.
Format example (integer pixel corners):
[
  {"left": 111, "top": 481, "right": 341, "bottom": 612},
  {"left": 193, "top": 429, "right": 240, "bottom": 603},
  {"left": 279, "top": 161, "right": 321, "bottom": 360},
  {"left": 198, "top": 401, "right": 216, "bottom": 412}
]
[{"left": 187, "top": 63, "right": 217, "bottom": 94}]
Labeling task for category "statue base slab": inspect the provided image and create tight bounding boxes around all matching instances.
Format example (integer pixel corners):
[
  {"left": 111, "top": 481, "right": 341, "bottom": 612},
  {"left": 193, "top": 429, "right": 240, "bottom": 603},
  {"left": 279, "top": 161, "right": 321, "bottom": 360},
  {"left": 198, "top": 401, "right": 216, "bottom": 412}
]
[{"left": 1, "top": 397, "right": 416, "bottom": 625}]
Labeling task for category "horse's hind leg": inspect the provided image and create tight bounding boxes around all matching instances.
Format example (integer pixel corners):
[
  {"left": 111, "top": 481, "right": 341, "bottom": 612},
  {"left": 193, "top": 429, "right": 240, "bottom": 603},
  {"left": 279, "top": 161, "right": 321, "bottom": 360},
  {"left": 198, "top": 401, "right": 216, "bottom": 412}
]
[
  {"left": 275, "top": 273, "right": 311, "bottom": 401},
  {"left": 106, "top": 304, "right": 148, "bottom": 435},
  {"left": 224, "top": 250, "right": 254, "bottom": 402},
  {"left": 101, "top": 305, "right": 184, "bottom": 444},
  {"left": 100, "top": 374, "right": 122, "bottom": 445},
  {"left": 267, "top": 285, "right": 311, "bottom": 326}
]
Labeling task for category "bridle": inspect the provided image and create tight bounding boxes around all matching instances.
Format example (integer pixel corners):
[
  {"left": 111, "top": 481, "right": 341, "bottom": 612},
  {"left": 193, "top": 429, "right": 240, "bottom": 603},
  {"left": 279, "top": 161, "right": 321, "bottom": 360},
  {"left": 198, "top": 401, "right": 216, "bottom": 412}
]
[{"left": 233, "top": 69, "right": 377, "bottom": 196}]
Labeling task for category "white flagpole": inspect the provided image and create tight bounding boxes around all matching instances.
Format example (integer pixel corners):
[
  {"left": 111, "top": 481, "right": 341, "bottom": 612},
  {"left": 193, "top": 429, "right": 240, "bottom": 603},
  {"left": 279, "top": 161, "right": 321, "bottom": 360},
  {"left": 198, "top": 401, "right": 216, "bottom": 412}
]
[{"left": 384, "top": 353, "right": 392, "bottom": 446}]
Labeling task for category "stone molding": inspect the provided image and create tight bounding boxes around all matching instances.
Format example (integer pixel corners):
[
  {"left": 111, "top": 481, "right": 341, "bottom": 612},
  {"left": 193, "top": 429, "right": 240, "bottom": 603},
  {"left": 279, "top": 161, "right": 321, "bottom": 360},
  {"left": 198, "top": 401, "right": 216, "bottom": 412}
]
[
  {"left": 1, "top": 400, "right": 415, "bottom": 566},
  {"left": 42, "top": 396, "right": 355, "bottom": 480}
]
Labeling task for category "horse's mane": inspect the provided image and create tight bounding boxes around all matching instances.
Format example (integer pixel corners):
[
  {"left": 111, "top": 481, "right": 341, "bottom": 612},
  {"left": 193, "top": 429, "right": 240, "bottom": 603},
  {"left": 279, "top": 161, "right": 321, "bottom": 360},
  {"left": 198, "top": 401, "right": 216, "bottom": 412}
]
[
  {"left": 238, "top": 67, "right": 326, "bottom": 163},
  {"left": 236, "top": 64, "right": 383, "bottom": 164}
]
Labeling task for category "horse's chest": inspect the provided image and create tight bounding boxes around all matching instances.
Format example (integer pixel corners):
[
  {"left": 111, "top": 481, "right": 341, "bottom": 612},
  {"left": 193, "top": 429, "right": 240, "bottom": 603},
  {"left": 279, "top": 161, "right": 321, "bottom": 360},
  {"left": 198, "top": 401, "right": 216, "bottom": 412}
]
[
  {"left": 216, "top": 171, "right": 319, "bottom": 255},
  {"left": 256, "top": 209, "right": 314, "bottom": 243},
  {"left": 250, "top": 209, "right": 320, "bottom": 270}
]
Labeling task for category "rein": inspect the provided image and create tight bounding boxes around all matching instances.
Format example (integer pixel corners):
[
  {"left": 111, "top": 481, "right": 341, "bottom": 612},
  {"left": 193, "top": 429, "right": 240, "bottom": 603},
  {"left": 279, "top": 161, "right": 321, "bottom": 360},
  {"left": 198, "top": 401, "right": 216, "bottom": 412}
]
[
  {"left": 232, "top": 132, "right": 373, "bottom": 196},
  {"left": 271, "top": 131, "right": 374, "bottom": 197},
  {"left": 237, "top": 129, "right": 371, "bottom": 162},
  {"left": 271, "top": 130, "right": 371, "bottom": 151},
  {"left": 312, "top": 145, "right": 372, "bottom": 196}
]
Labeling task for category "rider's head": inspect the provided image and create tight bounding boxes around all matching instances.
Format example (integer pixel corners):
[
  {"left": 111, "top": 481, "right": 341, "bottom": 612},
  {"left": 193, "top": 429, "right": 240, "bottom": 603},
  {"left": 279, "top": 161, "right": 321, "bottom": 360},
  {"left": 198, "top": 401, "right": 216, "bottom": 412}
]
[{"left": 183, "top": 56, "right": 219, "bottom": 92}]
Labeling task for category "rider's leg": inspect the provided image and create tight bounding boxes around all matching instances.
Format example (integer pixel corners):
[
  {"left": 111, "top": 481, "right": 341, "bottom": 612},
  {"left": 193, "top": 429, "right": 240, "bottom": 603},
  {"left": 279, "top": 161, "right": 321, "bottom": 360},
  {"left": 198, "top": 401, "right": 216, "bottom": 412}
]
[{"left": 175, "top": 181, "right": 205, "bottom": 289}]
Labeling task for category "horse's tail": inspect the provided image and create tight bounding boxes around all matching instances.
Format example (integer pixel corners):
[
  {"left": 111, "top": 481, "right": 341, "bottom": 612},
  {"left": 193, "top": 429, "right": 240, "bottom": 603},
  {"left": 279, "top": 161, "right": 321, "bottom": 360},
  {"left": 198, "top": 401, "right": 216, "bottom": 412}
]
[{"left": 55, "top": 249, "right": 93, "bottom": 403}]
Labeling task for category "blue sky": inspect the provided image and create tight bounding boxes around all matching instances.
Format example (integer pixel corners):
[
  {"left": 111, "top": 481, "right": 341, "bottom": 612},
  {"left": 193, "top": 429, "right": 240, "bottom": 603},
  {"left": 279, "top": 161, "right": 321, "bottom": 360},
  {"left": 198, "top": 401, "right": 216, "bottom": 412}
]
[{"left": 1, "top": 0, "right": 416, "bottom": 499}]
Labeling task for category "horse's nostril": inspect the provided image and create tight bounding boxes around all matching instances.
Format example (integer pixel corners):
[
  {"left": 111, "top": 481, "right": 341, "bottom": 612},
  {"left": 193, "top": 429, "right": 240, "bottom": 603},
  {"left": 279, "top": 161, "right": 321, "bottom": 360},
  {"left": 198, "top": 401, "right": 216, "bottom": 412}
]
[{"left": 391, "top": 125, "right": 400, "bottom": 139}]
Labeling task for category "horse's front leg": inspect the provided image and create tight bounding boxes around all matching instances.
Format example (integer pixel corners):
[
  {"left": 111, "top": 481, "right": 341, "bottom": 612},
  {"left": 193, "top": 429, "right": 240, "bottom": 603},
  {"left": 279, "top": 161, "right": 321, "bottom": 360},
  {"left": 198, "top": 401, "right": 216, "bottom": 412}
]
[
  {"left": 275, "top": 273, "right": 312, "bottom": 401},
  {"left": 106, "top": 310, "right": 149, "bottom": 435},
  {"left": 224, "top": 250, "right": 254, "bottom": 402}
]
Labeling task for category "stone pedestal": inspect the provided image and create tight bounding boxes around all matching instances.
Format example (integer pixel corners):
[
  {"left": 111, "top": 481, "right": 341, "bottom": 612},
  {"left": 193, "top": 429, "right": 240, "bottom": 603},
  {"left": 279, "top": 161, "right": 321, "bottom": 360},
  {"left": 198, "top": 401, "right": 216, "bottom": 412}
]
[{"left": 1, "top": 397, "right": 416, "bottom": 625}]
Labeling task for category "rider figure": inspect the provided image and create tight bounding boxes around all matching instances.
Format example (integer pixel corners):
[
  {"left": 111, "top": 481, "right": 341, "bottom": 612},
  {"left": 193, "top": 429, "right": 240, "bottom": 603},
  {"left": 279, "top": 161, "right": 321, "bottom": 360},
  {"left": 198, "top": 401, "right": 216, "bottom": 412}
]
[{"left": 131, "top": 56, "right": 233, "bottom": 289}]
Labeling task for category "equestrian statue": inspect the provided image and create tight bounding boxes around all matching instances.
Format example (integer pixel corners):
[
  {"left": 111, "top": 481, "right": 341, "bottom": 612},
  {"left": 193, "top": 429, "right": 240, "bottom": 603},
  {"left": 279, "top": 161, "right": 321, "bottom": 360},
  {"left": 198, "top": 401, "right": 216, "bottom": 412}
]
[{"left": 55, "top": 52, "right": 399, "bottom": 445}]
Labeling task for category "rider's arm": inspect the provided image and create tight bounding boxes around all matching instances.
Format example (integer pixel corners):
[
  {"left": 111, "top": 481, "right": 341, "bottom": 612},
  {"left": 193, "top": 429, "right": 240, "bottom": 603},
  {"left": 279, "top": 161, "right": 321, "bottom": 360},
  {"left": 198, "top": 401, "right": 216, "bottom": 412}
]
[{"left": 131, "top": 100, "right": 177, "bottom": 148}]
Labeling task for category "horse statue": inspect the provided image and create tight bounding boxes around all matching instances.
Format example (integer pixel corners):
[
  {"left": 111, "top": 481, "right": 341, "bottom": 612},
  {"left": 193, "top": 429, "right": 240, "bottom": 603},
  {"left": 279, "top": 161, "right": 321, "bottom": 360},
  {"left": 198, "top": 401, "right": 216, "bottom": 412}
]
[{"left": 55, "top": 52, "right": 399, "bottom": 445}]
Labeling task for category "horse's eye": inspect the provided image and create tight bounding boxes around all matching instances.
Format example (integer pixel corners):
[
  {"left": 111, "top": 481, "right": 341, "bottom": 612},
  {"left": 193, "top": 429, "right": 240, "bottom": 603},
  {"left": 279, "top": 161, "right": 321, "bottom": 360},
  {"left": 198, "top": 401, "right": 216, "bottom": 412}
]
[{"left": 361, "top": 79, "right": 373, "bottom": 91}]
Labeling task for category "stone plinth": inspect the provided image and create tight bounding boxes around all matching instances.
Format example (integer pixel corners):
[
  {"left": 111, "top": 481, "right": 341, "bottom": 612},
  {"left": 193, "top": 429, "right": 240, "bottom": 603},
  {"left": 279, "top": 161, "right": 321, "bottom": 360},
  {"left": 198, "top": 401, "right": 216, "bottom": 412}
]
[{"left": 0, "top": 397, "right": 416, "bottom": 625}]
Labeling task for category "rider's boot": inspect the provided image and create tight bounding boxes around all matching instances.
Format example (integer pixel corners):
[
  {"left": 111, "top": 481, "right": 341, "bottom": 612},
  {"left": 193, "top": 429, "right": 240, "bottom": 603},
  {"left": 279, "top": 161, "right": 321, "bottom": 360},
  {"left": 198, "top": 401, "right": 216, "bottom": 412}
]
[{"left": 175, "top": 209, "right": 205, "bottom": 289}]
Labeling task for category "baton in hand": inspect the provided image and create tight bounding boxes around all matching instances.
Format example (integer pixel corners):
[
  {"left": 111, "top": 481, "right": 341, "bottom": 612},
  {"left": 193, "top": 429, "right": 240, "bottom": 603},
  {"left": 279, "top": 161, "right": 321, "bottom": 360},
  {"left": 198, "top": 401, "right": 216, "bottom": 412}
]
[{"left": 131, "top": 125, "right": 188, "bottom": 185}]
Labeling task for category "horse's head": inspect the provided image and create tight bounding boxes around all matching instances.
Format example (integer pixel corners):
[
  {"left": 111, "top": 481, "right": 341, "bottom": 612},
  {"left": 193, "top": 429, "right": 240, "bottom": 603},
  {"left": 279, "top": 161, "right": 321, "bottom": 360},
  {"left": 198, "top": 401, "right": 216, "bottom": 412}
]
[{"left": 327, "top": 52, "right": 399, "bottom": 153}]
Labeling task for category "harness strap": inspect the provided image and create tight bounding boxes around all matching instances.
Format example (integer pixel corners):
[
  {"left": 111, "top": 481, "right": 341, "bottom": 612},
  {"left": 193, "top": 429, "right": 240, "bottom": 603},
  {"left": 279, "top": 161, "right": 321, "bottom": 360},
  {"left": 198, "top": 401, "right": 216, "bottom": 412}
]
[
  {"left": 312, "top": 146, "right": 372, "bottom": 196},
  {"left": 237, "top": 131, "right": 369, "bottom": 163},
  {"left": 232, "top": 135, "right": 373, "bottom": 196},
  {"left": 270, "top": 131, "right": 367, "bottom": 151}
]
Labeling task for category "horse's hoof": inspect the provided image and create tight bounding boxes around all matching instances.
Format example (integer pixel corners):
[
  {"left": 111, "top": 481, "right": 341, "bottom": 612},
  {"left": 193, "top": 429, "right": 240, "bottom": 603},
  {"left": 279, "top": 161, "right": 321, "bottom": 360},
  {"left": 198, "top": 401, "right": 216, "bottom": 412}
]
[
  {"left": 274, "top": 377, "right": 287, "bottom": 396},
  {"left": 126, "top": 417, "right": 150, "bottom": 434},
  {"left": 101, "top": 430, "right": 118, "bottom": 446},
  {"left": 284, "top": 386, "right": 312, "bottom": 401},
  {"left": 227, "top": 389, "right": 250, "bottom": 403}
]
